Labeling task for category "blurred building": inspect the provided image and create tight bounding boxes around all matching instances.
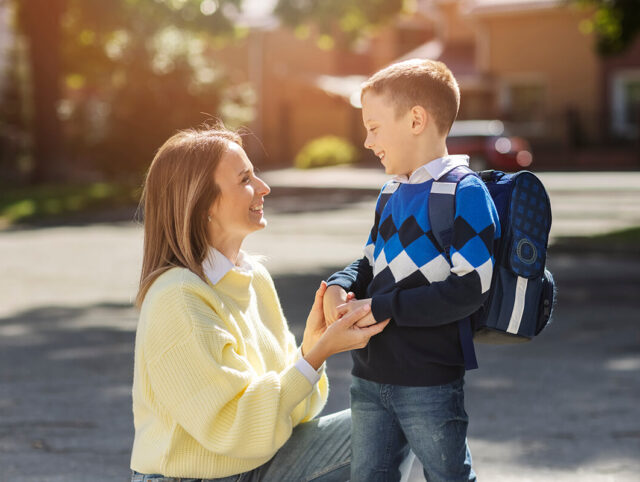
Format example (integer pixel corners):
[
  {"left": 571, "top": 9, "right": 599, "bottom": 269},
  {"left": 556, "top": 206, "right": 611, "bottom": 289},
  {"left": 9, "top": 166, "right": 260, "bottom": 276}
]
[{"left": 214, "top": 0, "right": 640, "bottom": 168}]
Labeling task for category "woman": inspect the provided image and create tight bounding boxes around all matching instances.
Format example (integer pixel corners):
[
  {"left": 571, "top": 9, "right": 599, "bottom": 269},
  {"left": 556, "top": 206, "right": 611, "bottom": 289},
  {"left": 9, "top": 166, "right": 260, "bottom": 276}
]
[{"left": 130, "top": 125, "right": 389, "bottom": 481}]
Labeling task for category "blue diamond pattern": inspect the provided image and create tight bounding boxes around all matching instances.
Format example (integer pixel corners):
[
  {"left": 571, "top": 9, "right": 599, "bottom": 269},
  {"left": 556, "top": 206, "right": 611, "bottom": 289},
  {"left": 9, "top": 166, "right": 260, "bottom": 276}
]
[{"left": 509, "top": 174, "right": 550, "bottom": 277}]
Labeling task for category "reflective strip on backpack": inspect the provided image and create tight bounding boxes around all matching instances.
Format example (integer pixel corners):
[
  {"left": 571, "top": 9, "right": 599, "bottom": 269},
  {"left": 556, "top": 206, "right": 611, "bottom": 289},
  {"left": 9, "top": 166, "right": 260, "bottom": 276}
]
[{"left": 507, "top": 276, "right": 528, "bottom": 334}]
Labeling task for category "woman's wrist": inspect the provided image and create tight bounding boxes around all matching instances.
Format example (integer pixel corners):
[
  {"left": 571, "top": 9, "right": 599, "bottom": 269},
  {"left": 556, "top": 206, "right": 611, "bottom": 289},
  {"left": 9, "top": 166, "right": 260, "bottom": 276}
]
[
  {"left": 301, "top": 330, "right": 323, "bottom": 358},
  {"left": 303, "top": 338, "right": 330, "bottom": 371},
  {"left": 301, "top": 336, "right": 314, "bottom": 358}
]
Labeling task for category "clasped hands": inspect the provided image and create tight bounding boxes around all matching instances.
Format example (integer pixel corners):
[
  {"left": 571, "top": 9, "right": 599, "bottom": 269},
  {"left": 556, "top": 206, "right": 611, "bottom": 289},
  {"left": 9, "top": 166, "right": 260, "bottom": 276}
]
[
  {"left": 323, "top": 285, "right": 383, "bottom": 328},
  {"left": 301, "top": 282, "right": 390, "bottom": 370}
]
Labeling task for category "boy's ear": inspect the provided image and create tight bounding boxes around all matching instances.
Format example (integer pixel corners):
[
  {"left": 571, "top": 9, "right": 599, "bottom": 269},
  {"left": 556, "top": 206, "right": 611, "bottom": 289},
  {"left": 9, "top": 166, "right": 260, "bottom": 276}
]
[{"left": 410, "top": 105, "right": 428, "bottom": 134}]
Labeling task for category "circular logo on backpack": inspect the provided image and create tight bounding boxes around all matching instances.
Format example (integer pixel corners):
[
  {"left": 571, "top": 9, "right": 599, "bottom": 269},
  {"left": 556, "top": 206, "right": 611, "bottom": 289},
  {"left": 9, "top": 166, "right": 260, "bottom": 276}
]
[{"left": 516, "top": 238, "right": 537, "bottom": 265}]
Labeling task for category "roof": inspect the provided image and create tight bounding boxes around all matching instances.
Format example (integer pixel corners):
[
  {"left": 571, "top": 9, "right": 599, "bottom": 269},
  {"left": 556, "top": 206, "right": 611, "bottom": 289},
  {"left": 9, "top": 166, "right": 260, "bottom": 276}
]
[
  {"left": 313, "top": 75, "right": 367, "bottom": 107},
  {"left": 395, "top": 40, "right": 478, "bottom": 75},
  {"left": 395, "top": 39, "right": 445, "bottom": 63},
  {"left": 464, "top": 0, "right": 562, "bottom": 15}
]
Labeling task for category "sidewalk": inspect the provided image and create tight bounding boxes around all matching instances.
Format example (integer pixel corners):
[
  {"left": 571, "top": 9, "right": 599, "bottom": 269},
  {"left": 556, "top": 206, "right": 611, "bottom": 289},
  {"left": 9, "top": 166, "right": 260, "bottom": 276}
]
[{"left": 261, "top": 166, "right": 640, "bottom": 240}]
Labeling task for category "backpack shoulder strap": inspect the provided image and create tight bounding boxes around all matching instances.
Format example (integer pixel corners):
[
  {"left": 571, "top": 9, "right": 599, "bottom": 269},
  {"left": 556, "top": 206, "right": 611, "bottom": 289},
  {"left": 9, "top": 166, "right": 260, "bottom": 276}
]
[
  {"left": 428, "top": 165, "right": 476, "bottom": 255},
  {"left": 428, "top": 165, "right": 479, "bottom": 371}
]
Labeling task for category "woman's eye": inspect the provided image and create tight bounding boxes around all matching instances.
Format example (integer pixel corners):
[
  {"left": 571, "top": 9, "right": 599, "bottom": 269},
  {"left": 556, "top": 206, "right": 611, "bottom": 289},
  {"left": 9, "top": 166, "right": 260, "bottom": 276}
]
[{"left": 242, "top": 176, "right": 251, "bottom": 184}]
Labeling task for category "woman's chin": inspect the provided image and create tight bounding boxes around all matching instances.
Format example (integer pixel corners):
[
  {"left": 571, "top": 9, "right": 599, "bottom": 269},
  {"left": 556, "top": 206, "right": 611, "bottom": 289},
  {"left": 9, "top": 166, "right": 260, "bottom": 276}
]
[{"left": 251, "top": 217, "right": 268, "bottom": 231}]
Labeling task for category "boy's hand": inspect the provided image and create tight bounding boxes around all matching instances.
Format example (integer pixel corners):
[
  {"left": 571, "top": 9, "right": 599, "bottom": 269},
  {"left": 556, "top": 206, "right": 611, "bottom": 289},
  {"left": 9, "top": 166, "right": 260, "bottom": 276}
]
[
  {"left": 323, "top": 285, "right": 355, "bottom": 325},
  {"left": 336, "top": 298, "right": 388, "bottom": 328}
]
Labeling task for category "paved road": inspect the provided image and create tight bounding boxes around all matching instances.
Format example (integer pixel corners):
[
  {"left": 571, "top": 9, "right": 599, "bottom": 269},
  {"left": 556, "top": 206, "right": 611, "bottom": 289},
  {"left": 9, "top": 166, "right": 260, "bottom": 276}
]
[{"left": 1, "top": 171, "right": 639, "bottom": 481}]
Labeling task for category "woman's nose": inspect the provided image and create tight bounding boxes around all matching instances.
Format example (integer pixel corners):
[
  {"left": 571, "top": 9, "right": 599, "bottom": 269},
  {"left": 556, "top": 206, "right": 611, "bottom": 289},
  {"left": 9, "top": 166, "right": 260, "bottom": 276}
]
[{"left": 257, "top": 176, "right": 270, "bottom": 196}]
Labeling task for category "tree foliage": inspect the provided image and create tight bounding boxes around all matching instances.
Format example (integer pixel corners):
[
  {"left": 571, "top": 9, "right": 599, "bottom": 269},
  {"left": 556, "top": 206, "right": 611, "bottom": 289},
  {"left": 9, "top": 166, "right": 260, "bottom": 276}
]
[
  {"left": 57, "top": 0, "right": 249, "bottom": 178},
  {"left": 8, "top": 0, "right": 407, "bottom": 183},
  {"left": 575, "top": 0, "right": 640, "bottom": 56},
  {"left": 275, "top": 0, "right": 404, "bottom": 45},
  {"left": 9, "top": 0, "right": 253, "bottom": 182}
]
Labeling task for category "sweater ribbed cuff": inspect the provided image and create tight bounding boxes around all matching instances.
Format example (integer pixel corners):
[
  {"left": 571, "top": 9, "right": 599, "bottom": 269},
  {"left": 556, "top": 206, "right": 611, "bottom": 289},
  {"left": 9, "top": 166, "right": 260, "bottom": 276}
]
[
  {"left": 371, "top": 291, "right": 395, "bottom": 323},
  {"left": 279, "top": 364, "right": 314, "bottom": 412},
  {"left": 325, "top": 278, "right": 352, "bottom": 292}
]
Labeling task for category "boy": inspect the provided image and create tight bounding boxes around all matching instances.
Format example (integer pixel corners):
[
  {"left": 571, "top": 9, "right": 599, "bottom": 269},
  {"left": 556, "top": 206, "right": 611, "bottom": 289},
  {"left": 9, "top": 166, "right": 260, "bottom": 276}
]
[{"left": 324, "top": 59, "right": 500, "bottom": 481}]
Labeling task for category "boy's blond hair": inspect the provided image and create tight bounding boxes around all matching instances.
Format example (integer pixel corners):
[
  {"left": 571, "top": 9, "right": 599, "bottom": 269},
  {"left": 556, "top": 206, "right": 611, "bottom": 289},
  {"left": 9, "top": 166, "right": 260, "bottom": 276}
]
[{"left": 361, "top": 58, "right": 460, "bottom": 136}]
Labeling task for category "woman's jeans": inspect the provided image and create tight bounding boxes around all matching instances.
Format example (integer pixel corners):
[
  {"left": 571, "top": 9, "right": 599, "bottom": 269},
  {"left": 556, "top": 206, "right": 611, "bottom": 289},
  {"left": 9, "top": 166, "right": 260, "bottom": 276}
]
[
  {"left": 131, "top": 409, "right": 350, "bottom": 482},
  {"left": 350, "top": 376, "right": 476, "bottom": 482}
]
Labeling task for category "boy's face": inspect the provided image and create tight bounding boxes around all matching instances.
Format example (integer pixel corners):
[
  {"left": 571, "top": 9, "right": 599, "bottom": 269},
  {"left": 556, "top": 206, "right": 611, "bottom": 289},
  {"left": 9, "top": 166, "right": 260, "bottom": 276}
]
[{"left": 361, "top": 90, "right": 415, "bottom": 176}]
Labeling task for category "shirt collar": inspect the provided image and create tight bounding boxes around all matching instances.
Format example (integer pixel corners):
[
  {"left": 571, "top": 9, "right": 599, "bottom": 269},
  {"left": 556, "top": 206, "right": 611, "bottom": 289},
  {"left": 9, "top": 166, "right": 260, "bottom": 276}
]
[
  {"left": 392, "top": 155, "right": 470, "bottom": 184},
  {"left": 202, "top": 246, "right": 253, "bottom": 285}
]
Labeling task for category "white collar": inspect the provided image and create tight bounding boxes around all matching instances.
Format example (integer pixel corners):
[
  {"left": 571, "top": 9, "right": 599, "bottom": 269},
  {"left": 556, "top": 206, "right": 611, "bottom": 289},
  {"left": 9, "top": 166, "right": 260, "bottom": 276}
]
[
  {"left": 202, "top": 247, "right": 253, "bottom": 285},
  {"left": 392, "top": 155, "right": 470, "bottom": 184}
]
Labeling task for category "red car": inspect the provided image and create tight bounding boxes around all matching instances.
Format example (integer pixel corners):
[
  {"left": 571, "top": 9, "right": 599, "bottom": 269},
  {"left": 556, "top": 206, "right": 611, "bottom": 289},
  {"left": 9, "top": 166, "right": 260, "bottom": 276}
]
[{"left": 447, "top": 120, "right": 533, "bottom": 171}]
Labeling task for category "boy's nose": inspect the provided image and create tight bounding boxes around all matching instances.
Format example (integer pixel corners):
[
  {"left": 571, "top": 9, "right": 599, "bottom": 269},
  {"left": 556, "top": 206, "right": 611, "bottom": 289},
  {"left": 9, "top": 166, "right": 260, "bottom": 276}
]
[{"left": 364, "top": 134, "right": 373, "bottom": 149}]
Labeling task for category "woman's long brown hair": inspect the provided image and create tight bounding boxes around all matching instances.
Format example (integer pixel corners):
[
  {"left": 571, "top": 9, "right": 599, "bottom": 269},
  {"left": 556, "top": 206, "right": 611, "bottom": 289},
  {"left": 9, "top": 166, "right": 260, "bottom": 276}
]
[{"left": 135, "top": 125, "right": 242, "bottom": 308}]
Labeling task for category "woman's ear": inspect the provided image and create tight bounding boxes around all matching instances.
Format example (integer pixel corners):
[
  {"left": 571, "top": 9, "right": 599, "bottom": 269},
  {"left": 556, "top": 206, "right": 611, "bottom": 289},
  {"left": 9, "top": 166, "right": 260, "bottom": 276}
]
[{"left": 410, "top": 105, "right": 428, "bottom": 134}]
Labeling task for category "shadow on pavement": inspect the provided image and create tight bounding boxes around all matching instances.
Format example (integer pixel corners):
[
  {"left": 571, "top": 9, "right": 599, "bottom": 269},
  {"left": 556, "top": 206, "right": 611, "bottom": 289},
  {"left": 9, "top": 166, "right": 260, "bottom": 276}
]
[{"left": 0, "top": 303, "right": 137, "bottom": 480}]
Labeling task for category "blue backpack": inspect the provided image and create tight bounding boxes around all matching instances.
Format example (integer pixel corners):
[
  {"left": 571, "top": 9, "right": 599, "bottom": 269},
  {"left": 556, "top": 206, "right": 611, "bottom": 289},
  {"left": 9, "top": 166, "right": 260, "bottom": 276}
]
[{"left": 429, "top": 167, "right": 557, "bottom": 368}]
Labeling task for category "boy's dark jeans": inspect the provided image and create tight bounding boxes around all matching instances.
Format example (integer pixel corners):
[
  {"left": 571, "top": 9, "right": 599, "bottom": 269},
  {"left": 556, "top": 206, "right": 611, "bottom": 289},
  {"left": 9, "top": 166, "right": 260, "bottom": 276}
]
[{"left": 350, "top": 375, "right": 476, "bottom": 482}]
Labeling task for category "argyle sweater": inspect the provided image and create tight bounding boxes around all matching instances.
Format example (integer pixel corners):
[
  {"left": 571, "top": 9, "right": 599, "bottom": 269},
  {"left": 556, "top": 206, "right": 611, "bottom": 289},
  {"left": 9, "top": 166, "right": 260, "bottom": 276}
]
[{"left": 328, "top": 168, "right": 500, "bottom": 386}]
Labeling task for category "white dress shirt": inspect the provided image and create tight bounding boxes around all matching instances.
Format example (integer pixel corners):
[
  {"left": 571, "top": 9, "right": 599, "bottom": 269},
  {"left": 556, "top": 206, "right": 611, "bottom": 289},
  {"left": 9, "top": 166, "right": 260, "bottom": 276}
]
[{"left": 392, "top": 154, "right": 470, "bottom": 184}]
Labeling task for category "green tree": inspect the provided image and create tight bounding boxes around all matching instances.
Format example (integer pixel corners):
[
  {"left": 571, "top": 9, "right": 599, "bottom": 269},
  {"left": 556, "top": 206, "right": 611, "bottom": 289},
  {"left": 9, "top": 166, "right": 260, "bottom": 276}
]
[
  {"left": 13, "top": 0, "right": 247, "bottom": 183},
  {"left": 575, "top": 0, "right": 640, "bottom": 56},
  {"left": 275, "top": 0, "right": 404, "bottom": 45},
  {"left": 12, "top": 0, "right": 408, "bottom": 183}
]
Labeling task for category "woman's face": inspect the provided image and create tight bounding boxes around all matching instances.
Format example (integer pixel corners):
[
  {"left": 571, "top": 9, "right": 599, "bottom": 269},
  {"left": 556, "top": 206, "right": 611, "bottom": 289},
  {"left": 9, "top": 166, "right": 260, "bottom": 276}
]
[{"left": 208, "top": 142, "right": 271, "bottom": 245}]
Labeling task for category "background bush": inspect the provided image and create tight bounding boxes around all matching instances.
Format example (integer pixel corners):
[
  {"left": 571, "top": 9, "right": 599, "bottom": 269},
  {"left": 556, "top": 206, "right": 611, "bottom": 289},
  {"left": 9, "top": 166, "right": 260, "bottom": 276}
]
[{"left": 294, "top": 136, "right": 358, "bottom": 169}]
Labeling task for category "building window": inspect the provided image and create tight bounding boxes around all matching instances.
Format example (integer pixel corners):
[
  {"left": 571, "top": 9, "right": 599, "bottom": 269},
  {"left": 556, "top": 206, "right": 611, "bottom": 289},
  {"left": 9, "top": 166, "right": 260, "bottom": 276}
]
[
  {"left": 506, "top": 83, "right": 546, "bottom": 122},
  {"left": 612, "top": 69, "right": 640, "bottom": 138},
  {"left": 499, "top": 78, "right": 547, "bottom": 137}
]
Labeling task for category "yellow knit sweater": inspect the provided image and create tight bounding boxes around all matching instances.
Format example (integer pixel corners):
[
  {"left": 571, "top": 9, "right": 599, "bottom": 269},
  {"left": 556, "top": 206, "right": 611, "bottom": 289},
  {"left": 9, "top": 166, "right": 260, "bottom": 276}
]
[{"left": 130, "top": 263, "right": 329, "bottom": 478}]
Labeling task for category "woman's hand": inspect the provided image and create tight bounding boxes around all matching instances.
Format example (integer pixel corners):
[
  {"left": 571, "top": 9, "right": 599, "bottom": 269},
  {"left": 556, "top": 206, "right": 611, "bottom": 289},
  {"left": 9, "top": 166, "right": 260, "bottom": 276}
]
[
  {"left": 301, "top": 281, "right": 331, "bottom": 356},
  {"left": 336, "top": 298, "right": 387, "bottom": 328},
  {"left": 302, "top": 281, "right": 390, "bottom": 370},
  {"left": 323, "top": 285, "right": 356, "bottom": 325}
]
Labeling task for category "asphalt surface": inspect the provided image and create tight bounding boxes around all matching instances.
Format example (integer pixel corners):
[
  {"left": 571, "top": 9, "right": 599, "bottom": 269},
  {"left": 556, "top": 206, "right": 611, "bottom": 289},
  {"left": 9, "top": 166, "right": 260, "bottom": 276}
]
[{"left": 1, "top": 169, "right": 639, "bottom": 481}]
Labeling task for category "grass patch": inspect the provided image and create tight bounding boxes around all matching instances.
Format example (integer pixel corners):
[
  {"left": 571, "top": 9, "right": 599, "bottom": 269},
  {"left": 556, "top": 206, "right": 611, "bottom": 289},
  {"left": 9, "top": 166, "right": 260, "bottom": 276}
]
[
  {"left": 0, "top": 182, "right": 141, "bottom": 227},
  {"left": 554, "top": 226, "right": 640, "bottom": 255}
]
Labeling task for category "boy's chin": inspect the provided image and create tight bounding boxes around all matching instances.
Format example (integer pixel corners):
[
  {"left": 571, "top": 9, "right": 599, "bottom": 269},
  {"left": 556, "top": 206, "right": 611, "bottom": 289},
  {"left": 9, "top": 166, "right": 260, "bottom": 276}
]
[
  {"left": 382, "top": 162, "right": 396, "bottom": 175},
  {"left": 383, "top": 164, "right": 408, "bottom": 177}
]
